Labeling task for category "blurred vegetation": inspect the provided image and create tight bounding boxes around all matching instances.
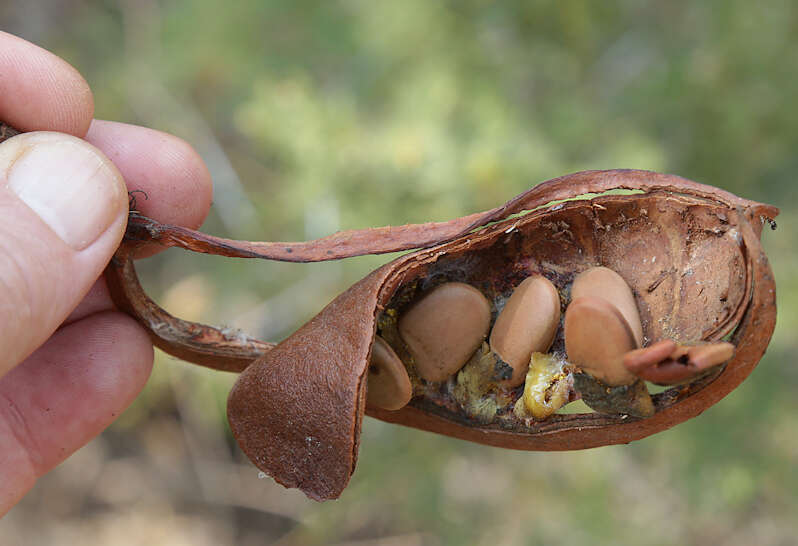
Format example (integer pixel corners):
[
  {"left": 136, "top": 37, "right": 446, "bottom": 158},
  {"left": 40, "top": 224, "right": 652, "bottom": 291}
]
[{"left": 3, "top": 1, "right": 798, "bottom": 545}]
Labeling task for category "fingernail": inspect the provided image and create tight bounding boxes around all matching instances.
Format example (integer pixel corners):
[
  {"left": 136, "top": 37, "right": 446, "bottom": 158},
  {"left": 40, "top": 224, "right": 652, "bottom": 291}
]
[{"left": 3, "top": 133, "right": 125, "bottom": 250}]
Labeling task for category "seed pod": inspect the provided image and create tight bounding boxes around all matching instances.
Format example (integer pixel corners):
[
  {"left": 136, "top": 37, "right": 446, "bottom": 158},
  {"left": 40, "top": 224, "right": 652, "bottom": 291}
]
[
  {"left": 90, "top": 160, "right": 776, "bottom": 501},
  {"left": 490, "top": 275, "right": 561, "bottom": 387}
]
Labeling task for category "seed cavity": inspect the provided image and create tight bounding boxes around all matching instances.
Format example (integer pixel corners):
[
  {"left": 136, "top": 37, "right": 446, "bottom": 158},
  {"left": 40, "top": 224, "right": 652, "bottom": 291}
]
[{"left": 382, "top": 259, "right": 736, "bottom": 424}]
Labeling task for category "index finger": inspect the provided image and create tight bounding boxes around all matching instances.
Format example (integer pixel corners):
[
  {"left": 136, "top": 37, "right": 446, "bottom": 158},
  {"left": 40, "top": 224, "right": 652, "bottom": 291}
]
[{"left": 0, "top": 31, "right": 94, "bottom": 136}]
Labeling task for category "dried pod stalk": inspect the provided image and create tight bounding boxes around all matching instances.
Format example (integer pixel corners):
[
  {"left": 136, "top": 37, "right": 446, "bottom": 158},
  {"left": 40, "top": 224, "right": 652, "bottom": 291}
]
[{"left": 0, "top": 122, "right": 778, "bottom": 502}]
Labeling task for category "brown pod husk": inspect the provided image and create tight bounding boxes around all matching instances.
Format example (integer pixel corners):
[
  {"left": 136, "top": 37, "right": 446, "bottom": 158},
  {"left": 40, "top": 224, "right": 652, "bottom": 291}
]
[
  {"left": 103, "top": 170, "right": 776, "bottom": 501},
  {"left": 2, "top": 122, "right": 776, "bottom": 502},
  {"left": 103, "top": 172, "right": 780, "bottom": 501},
  {"left": 222, "top": 171, "right": 777, "bottom": 501}
]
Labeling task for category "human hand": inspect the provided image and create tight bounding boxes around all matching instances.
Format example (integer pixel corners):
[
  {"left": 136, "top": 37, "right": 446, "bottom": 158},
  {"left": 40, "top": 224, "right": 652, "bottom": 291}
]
[{"left": 0, "top": 31, "right": 213, "bottom": 515}]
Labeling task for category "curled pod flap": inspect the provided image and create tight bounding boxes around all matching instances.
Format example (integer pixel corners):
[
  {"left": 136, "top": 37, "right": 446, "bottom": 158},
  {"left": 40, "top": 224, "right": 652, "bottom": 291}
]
[{"left": 227, "top": 267, "right": 392, "bottom": 500}]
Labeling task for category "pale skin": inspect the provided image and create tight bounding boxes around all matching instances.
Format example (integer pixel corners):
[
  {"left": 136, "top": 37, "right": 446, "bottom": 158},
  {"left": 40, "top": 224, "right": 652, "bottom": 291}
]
[{"left": 0, "top": 32, "right": 213, "bottom": 515}]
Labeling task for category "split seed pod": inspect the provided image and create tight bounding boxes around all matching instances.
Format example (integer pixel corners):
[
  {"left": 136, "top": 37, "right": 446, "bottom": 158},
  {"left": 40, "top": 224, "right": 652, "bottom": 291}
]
[
  {"left": 108, "top": 170, "right": 777, "bottom": 501},
  {"left": 1, "top": 126, "right": 775, "bottom": 503}
]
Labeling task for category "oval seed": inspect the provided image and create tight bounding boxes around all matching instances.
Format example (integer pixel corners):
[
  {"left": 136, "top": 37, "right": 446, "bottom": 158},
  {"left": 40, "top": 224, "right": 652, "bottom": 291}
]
[
  {"left": 366, "top": 336, "right": 413, "bottom": 411},
  {"left": 623, "top": 339, "right": 678, "bottom": 375},
  {"left": 624, "top": 341, "right": 735, "bottom": 385},
  {"left": 564, "top": 296, "right": 637, "bottom": 386},
  {"left": 687, "top": 342, "right": 734, "bottom": 370},
  {"left": 398, "top": 282, "right": 492, "bottom": 382},
  {"left": 489, "top": 275, "right": 561, "bottom": 387},
  {"left": 669, "top": 344, "right": 690, "bottom": 362},
  {"left": 571, "top": 266, "right": 643, "bottom": 347}
]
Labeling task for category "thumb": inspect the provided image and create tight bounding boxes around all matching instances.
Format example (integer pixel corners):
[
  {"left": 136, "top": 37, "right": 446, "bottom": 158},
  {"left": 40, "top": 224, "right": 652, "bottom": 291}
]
[{"left": 0, "top": 131, "right": 128, "bottom": 375}]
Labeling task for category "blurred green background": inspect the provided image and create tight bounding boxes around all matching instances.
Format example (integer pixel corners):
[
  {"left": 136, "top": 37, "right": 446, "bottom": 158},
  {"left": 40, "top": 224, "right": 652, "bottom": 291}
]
[{"left": 3, "top": 1, "right": 797, "bottom": 545}]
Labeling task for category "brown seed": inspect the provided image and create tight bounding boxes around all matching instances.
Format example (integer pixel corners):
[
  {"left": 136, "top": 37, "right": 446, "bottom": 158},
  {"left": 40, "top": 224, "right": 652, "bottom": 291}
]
[
  {"left": 398, "top": 282, "right": 491, "bottom": 382},
  {"left": 564, "top": 296, "right": 638, "bottom": 386},
  {"left": 669, "top": 345, "right": 690, "bottom": 362},
  {"left": 621, "top": 341, "right": 735, "bottom": 385},
  {"left": 571, "top": 266, "right": 643, "bottom": 347},
  {"left": 687, "top": 342, "right": 735, "bottom": 370},
  {"left": 489, "top": 275, "right": 561, "bottom": 387},
  {"left": 623, "top": 339, "right": 678, "bottom": 375},
  {"left": 366, "top": 336, "right": 413, "bottom": 411}
]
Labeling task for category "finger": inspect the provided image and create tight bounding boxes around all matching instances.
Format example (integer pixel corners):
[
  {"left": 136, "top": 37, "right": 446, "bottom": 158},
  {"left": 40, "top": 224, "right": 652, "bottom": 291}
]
[
  {"left": 62, "top": 120, "right": 215, "bottom": 323},
  {"left": 0, "top": 131, "right": 128, "bottom": 375},
  {"left": 0, "top": 312, "right": 153, "bottom": 515},
  {"left": 63, "top": 277, "right": 111, "bottom": 325},
  {"left": 85, "top": 119, "right": 213, "bottom": 258},
  {"left": 85, "top": 119, "right": 213, "bottom": 228},
  {"left": 0, "top": 31, "right": 94, "bottom": 136}
]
